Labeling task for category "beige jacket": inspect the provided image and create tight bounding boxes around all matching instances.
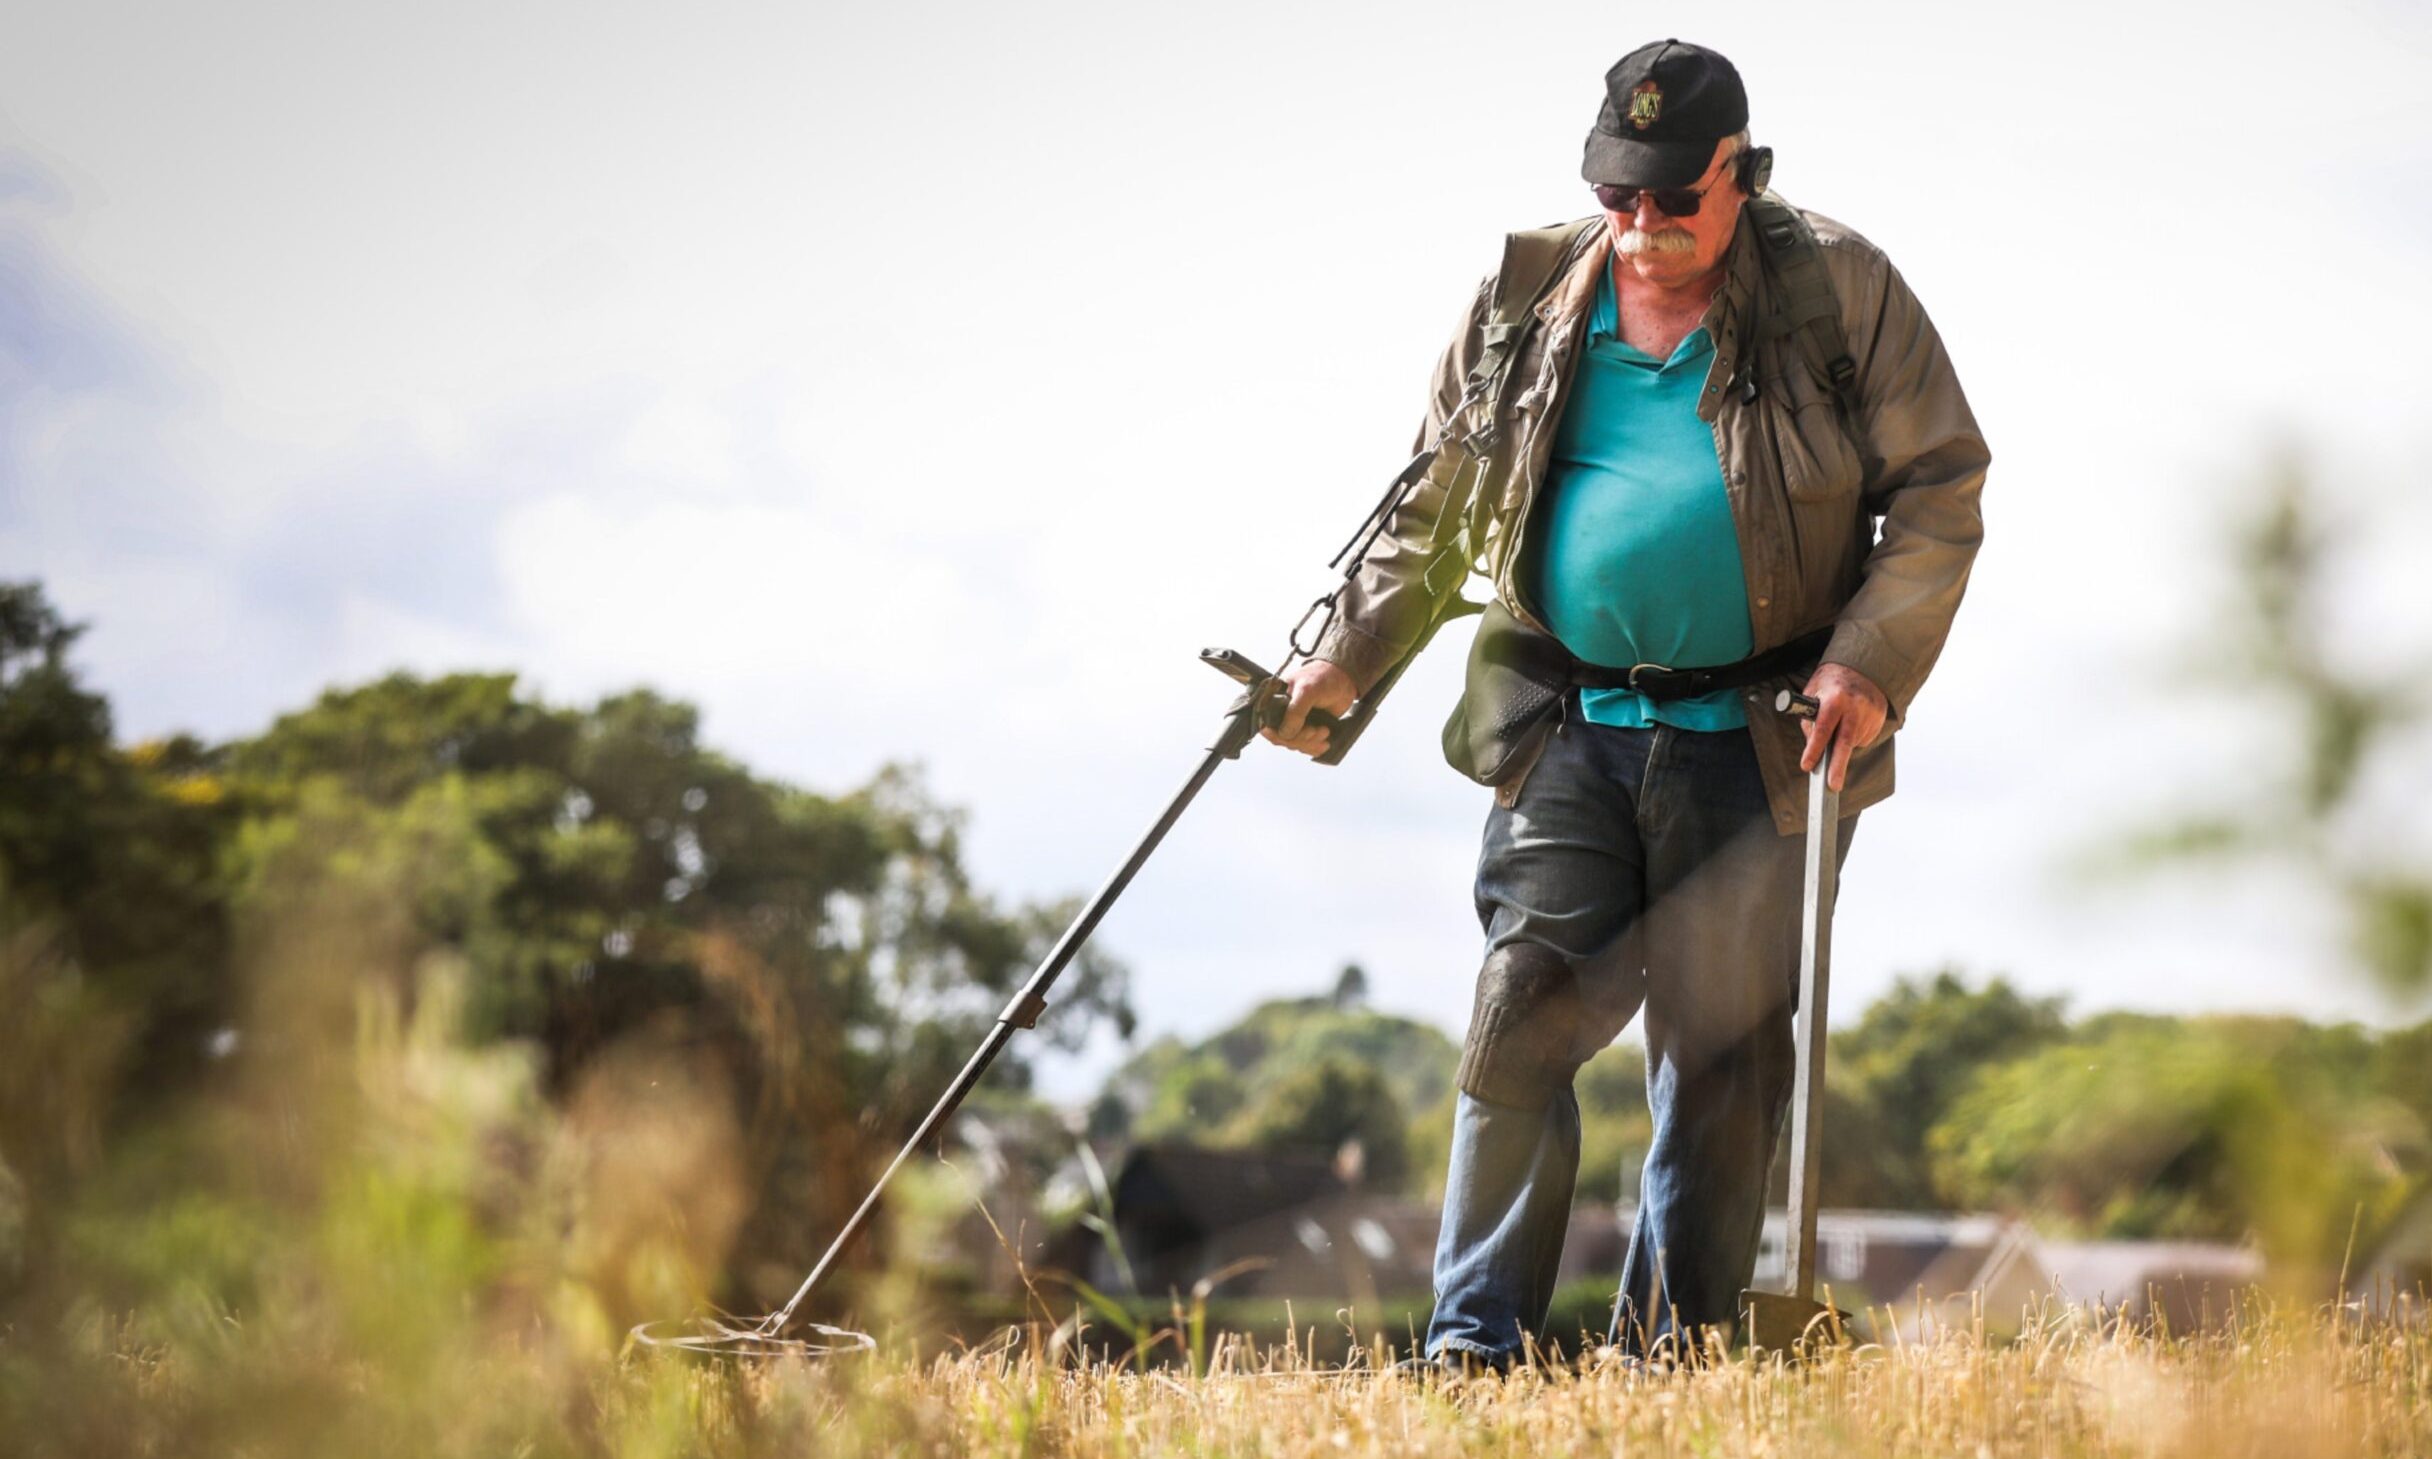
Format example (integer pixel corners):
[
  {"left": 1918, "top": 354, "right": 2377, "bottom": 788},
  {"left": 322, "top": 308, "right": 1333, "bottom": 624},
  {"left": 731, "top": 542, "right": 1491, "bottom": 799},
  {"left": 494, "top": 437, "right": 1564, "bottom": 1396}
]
[{"left": 1311, "top": 198, "right": 1989, "bottom": 837}]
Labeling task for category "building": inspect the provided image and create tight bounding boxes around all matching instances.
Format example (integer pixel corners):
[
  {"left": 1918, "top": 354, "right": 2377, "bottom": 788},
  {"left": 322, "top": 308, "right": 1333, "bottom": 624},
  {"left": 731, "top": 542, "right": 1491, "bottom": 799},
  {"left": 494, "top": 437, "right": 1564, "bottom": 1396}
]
[
  {"left": 1086, "top": 1143, "right": 1619, "bottom": 1303},
  {"left": 1073, "top": 1144, "right": 2264, "bottom": 1334}
]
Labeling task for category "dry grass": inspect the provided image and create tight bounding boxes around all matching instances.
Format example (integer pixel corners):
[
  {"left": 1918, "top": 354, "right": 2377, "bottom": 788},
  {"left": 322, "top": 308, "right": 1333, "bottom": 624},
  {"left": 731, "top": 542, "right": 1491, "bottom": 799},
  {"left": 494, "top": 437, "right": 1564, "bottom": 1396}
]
[{"left": 577, "top": 1303, "right": 2432, "bottom": 1459}]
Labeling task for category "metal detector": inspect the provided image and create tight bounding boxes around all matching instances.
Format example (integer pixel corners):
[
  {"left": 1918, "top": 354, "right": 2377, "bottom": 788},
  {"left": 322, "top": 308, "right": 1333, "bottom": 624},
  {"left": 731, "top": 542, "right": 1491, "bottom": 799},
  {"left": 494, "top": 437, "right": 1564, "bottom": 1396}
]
[
  {"left": 635, "top": 337, "right": 1506, "bottom": 1358},
  {"left": 631, "top": 647, "right": 1350, "bottom": 1357}
]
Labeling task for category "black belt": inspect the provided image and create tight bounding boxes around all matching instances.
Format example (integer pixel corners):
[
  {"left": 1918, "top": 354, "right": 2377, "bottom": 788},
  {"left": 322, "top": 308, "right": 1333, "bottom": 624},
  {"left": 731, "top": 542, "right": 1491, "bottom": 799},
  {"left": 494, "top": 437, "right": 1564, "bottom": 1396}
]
[{"left": 1566, "top": 625, "right": 1836, "bottom": 703}]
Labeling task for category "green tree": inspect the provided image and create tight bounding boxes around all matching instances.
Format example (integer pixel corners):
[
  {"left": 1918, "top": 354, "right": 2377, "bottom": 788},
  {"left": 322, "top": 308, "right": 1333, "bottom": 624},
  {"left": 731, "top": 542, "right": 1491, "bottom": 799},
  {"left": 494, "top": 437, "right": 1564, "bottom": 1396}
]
[
  {"left": 0, "top": 582, "right": 116, "bottom": 902},
  {"left": 1223, "top": 1054, "right": 1410, "bottom": 1189},
  {"left": 1819, "top": 970, "right": 2068, "bottom": 1209},
  {"left": 1574, "top": 1043, "right": 1654, "bottom": 1205},
  {"left": 0, "top": 586, "right": 1135, "bottom": 1309},
  {"left": 1928, "top": 1016, "right": 2407, "bottom": 1264},
  {"left": 223, "top": 675, "right": 1131, "bottom": 1087},
  {"left": 1135, "top": 1049, "right": 1248, "bottom": 1138},
  {"left": 1096, "top": 992, "right": 1459, "bottom": 1193},
  {"left": 2372, "top": 1018, "right": 2432, "bottom": 1139},
  {"left": 0, "top": 584, "right": 233, "bottom": 1189},
  {"left": 218, "top": 671, "right": 1134, "bottom": 1299}
]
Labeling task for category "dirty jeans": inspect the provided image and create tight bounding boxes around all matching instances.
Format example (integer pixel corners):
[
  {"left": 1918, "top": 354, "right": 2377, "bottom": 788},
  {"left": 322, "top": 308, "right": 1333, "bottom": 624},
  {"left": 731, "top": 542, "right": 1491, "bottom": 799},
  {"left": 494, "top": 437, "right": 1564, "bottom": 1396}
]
[{"left": 1425, "top": 704, "right": 1859, "bottom": 1362}]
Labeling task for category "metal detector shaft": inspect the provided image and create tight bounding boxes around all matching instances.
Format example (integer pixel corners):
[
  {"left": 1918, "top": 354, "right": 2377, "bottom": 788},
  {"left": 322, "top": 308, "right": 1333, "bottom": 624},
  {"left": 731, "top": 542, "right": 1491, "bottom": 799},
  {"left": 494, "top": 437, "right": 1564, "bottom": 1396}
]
[{"left": 764, "top": 681, "right": 1269, "bottom": 1335}]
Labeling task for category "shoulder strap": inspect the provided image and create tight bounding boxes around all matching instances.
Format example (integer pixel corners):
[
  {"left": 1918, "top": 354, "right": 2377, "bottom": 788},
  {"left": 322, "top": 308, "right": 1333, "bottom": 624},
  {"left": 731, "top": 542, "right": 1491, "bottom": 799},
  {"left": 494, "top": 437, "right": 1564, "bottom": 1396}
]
[
  {"left": 1463, "top": 216, "right": 1602, "bottom": 413},
  {"left": 1418, "top": 217, "right": 1600, "bottom": 600},
  {"left": 1744, "top": 194, "right": 1859, "bottom": 419},
  {"left": 1336, "top": 216, "right": 1601, "bottom": 607}
]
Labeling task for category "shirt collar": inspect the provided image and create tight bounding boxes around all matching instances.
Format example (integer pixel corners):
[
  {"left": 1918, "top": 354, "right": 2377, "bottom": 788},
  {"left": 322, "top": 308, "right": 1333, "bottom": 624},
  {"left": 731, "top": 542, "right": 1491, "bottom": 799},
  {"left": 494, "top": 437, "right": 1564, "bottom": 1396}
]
[
  {"left": 1585, "top": 264, "right": 1714, "bottom": 368},
  {"left": 1541, "top": 212, "right": 1763, "bottom": 363}
]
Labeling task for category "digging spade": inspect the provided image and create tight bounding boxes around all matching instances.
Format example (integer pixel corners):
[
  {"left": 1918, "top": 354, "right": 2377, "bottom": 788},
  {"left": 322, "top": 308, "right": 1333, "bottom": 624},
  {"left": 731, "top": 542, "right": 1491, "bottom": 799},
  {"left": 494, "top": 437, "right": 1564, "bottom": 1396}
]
[{"left": 1738, "top": 689, "right": 1859, "bottom": 1356}]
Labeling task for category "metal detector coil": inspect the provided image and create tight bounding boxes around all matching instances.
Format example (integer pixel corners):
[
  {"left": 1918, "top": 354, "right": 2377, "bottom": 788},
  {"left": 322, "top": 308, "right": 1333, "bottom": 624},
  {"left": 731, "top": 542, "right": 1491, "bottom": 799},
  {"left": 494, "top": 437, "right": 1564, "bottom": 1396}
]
[{"left": 629, "top": 1312, "right": 876, "bottom": 1360}]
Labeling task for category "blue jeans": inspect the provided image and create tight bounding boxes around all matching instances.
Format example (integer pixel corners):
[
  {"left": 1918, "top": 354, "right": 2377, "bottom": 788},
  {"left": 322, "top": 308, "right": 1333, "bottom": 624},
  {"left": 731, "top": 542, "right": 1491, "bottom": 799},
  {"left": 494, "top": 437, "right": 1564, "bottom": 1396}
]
[{"left": 1425, "top": 704, "right": 1859, "bottom": 1362}]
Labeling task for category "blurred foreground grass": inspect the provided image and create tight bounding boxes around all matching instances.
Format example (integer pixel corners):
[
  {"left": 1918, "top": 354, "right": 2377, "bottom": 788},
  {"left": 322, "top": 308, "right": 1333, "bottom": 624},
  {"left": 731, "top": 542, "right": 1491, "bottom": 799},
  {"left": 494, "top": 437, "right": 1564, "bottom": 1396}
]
[{"left": 10, "top": 946, "right": 2432, "bottom": 1457}]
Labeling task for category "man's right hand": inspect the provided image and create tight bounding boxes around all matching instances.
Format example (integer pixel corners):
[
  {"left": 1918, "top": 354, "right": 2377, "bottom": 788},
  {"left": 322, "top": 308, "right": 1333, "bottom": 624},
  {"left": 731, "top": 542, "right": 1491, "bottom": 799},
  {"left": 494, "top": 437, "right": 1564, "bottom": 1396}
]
[{"left": 1259, "top": 659, "right": 1357, "bottom": 758}]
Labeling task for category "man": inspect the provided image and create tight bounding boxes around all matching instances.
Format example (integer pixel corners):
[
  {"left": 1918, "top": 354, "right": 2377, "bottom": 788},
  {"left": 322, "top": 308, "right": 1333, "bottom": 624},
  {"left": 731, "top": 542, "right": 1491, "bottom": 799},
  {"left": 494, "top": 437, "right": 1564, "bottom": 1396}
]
[{"left": 1261, "top": 39, "right": 1986, "bottom": 1367}]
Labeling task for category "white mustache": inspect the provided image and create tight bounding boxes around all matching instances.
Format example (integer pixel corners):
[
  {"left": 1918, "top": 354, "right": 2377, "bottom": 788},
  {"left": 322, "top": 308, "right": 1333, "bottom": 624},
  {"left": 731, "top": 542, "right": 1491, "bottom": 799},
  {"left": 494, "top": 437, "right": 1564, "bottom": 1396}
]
[{"left": 1617, "top": 227, "right": 1696, "bottom": 256}]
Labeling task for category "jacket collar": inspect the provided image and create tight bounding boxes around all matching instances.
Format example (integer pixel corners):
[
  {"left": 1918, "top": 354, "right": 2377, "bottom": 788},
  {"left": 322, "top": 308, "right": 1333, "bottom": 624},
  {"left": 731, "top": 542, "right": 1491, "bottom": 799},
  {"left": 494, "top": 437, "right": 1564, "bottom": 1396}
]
[{"left": 1534, "top": 210, "right": 1765, "bottom": 367}]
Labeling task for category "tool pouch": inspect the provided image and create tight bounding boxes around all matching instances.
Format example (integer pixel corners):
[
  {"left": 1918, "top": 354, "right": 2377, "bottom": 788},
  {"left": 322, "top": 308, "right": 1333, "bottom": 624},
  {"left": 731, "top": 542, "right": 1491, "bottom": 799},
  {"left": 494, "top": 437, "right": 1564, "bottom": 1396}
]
[{"left": 1441, "top": 601, "right": 1573, "bottom": 787}]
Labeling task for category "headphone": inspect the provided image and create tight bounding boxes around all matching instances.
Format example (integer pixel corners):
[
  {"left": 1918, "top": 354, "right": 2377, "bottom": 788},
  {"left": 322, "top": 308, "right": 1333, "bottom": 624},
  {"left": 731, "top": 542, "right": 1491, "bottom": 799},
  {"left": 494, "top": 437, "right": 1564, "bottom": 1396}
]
[{"left": 1735, "top": 144, "right": 1775, "bottom": 197}]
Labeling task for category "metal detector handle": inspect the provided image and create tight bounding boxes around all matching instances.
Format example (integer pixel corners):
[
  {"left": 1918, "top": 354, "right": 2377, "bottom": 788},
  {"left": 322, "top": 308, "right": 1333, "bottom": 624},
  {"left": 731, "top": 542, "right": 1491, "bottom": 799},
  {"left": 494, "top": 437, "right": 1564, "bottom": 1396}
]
[
  {"left": 1310, "top": 680, "right": 1384, "bottom": 768},
  {"left": 1270, "top": 702, "right": 1347, "bottom": 739},
  {"left": 1198, "top": 648, "right": 1344, "bottom": 741},
  {"left": 1201, "top": 590, "right": 1478, "bottom": 763}
]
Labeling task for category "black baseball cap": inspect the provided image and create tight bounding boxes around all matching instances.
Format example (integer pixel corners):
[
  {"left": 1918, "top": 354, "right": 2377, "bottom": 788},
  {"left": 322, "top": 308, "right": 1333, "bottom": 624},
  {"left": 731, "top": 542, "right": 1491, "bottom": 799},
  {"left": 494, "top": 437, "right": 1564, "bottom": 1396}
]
[{"left": 1581, "top": 39, "right": 1749, "bottom": 189}]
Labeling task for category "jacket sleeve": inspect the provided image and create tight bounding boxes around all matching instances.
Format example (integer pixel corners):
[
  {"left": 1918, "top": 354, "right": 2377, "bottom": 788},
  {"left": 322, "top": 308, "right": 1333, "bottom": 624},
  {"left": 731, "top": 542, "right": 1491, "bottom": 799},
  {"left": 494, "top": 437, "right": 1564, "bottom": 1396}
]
[
  {"left": 1309, "top": 274, "right": 1497, "bottom": 696},
  {"left": 1820, "top": 249, "right": 1989, "bottom": 733}
]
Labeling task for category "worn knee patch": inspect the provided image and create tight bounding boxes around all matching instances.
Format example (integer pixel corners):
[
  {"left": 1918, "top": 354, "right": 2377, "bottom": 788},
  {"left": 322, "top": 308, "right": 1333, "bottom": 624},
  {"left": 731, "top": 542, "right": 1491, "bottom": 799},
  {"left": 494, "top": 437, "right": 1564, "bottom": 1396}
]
[{"left": 1456, "top": 943, "right": 1582, "bottom": 1110}]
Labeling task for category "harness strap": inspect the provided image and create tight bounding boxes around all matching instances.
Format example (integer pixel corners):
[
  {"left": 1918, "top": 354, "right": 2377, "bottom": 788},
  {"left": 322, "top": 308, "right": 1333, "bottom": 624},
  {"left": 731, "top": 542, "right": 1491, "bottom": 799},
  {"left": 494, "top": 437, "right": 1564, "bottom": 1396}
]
[
  {"left": 1331, "top": 218, "right": 1597, "bottom": 591},
  {"left": 1419, "top": 217, "right": 1602, "bottom": 599},
  {"left": 1745, "top": 195, "right": 1861, "bottom": 421},
  {"left": 1467, "top": 219, "right": 1602, "bottom": 417}
]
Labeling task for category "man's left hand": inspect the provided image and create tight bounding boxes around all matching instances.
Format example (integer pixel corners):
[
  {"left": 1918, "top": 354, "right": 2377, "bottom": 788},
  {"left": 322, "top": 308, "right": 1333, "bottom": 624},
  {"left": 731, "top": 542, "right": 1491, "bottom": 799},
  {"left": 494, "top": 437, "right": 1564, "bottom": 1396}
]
[{"left": 1797, "top": 662, "right": 1890, "bottom": 793}]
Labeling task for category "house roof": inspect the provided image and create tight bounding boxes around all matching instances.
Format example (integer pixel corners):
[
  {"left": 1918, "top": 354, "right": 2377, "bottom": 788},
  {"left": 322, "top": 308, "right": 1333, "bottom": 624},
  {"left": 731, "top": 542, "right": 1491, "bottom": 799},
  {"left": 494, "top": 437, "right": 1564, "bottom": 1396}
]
[{"left": 2023, "top": 1238, "right": 2264, "bottom": 1306}]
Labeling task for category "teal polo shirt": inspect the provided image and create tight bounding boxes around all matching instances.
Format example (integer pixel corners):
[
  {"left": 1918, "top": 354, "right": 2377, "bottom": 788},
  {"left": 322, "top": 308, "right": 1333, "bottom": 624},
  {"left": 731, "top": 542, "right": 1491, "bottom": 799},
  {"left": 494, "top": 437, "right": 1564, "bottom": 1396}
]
[{"left": 1530, "top": 260, "right": 1756, "bottom": 731}]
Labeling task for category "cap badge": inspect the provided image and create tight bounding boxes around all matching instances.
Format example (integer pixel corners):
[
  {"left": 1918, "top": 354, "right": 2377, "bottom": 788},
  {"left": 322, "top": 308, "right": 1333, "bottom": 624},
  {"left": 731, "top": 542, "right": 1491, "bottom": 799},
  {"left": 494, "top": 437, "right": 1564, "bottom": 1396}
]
[{"left": 1628, "top": 80, "right": 1662, "bottom": 131}]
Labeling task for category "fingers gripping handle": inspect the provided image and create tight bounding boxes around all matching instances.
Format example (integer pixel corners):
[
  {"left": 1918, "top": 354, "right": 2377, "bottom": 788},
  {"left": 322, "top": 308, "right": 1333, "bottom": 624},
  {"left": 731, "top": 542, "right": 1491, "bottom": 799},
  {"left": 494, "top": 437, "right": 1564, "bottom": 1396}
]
[
  {"left": 1258, "top": 693, "right": 1346, "bottom": 739},
  {"left": 1779, "top": 687, "right": 1838, "bottom": 790},
  {"left": 1199, "top": 647, "right": 1345, "bottom": 741}
]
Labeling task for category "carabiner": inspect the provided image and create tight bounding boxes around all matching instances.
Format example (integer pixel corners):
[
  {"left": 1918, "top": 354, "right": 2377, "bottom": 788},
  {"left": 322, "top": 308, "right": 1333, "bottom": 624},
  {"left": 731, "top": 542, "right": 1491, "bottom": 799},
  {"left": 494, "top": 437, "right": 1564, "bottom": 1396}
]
[{"left": 1289, "top": 593, "right": 1337, "bottom": 659}]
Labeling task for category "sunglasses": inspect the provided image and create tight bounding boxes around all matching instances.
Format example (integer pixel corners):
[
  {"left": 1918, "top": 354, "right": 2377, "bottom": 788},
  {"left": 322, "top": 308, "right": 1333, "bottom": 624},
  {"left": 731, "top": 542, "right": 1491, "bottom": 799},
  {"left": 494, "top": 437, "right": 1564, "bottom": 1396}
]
[{"left": 1590, "top": 172, "right": 1727, "bottom": 218}]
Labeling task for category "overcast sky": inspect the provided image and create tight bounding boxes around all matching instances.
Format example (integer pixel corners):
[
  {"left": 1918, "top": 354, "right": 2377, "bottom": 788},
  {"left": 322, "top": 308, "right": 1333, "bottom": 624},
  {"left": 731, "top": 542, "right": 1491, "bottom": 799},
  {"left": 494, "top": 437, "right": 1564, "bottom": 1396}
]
[{"left": 7, "top": 0, "right": 2431, "bottom": 1101}]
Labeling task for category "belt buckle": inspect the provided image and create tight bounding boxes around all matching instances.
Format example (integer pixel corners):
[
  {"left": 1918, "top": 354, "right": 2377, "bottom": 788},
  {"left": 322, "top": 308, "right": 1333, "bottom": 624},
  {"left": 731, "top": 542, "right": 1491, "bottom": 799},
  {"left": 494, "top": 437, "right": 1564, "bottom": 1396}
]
[{"left": 1624, "top": 661, "right": 1676, "bottom": 695}]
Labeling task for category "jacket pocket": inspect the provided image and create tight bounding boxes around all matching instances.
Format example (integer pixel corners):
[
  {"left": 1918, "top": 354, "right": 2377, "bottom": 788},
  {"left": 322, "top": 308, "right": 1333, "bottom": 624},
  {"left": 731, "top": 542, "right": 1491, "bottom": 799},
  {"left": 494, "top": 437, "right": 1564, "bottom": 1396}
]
[{"left": 1762, "top": 356, "right": 1862, "bottom": 503}]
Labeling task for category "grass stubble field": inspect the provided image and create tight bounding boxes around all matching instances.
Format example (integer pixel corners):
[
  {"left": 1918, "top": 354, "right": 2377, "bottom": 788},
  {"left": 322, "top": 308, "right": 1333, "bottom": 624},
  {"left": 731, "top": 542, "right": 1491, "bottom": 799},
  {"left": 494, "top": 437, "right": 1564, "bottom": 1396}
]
[
  {"left": 61, "top": 1296, "right": 2431, "bottom": 1458},
  {"left": 607, "top": 1299, "right": 2432, "bottom": 1458}
]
